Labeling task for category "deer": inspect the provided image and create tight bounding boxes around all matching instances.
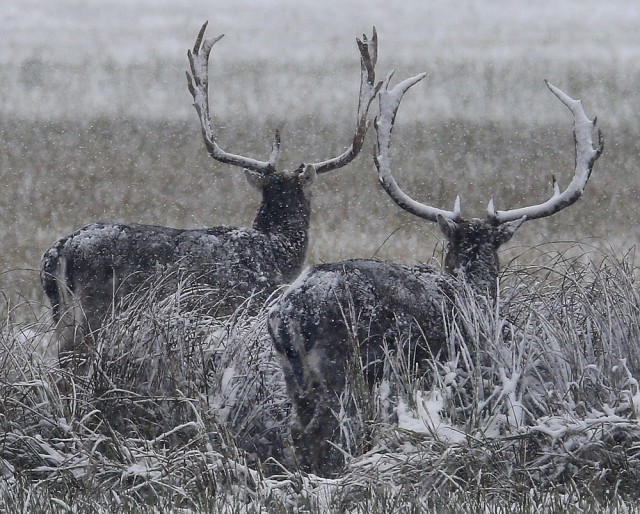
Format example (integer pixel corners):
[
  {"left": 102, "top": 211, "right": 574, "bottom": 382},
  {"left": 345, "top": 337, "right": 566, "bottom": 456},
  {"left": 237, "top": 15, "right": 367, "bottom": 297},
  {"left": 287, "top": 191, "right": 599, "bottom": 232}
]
[
  {"left": 41, "top": 22, "right": 382, "bottom": 368},
  {"left": 267, "top": 74, "right": 604, "bottom": 476}
]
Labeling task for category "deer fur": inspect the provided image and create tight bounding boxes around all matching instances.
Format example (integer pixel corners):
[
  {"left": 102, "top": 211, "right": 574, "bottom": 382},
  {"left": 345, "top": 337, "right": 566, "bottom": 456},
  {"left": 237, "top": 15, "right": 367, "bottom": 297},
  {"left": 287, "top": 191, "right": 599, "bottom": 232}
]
[
  {"left": 268, "top": 74, "right": 603, "bottom": 476},
  {"left": 41, "top": 23, "right": 381, "bottom": 367}
]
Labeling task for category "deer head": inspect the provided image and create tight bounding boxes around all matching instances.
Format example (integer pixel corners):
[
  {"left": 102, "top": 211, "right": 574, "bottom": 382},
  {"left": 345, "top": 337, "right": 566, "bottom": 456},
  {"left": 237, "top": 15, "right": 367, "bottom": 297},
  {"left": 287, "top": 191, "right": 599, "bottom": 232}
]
[
  {"left": 374, "top": 73, "right": 603, "bottom": 297},
  {"left": 186, "top": 21, "right": 383, "bottom": 202}
]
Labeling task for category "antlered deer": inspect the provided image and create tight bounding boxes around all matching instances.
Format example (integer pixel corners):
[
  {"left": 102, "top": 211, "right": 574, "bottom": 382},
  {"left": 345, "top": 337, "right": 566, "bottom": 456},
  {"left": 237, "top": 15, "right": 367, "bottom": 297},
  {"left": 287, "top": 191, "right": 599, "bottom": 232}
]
[
  {"left": 268, "top": 74, "right": 603, "bottom": 475},
  {"left": 41, "top": 22, "right": 382, "bottom": 366}
]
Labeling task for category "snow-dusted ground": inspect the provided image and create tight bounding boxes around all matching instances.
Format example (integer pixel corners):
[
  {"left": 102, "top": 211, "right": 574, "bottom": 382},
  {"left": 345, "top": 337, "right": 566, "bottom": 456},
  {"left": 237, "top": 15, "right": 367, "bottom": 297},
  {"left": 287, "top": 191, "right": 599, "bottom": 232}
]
[
  {"left": 2, "top": 0, "right": 639, "bottom": 123},
  {"left": 1, "top": 0, "right": 639, "bottom": 304},
  {"left": 3, "top": 5, "right": 640, "bottom": 507}
]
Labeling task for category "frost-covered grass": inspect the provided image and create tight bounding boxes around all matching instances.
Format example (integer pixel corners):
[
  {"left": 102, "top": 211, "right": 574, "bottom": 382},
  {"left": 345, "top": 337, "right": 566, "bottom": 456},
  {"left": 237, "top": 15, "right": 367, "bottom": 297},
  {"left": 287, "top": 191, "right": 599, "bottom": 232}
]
[
  {"left": 1, "top": 1, "right": 640, "bottom": 510},
  {"left": 2, "top": 245, "right": 640, "bottom": 512}
]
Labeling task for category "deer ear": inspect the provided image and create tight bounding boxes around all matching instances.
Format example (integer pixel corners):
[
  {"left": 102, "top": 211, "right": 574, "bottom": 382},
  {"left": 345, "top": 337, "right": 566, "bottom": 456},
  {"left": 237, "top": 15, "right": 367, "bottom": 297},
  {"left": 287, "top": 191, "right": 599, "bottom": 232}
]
[
  {"left": 298, "top": 164, "right": 316, "bottom": 189},
  {"left": 496, "top": 216, "right": 526, "bottom": 245},
  {"left": 244, "top": 169, "right": 266, "bottom": 190},
  {"left": 437, "top": 214, "right": 458, "bottom": 239}
]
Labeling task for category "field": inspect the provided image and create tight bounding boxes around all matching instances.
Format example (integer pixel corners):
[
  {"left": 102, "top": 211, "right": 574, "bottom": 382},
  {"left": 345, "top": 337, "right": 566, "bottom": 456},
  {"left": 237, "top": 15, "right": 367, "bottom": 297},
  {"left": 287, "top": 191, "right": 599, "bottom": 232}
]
[{"left": 2, "top": 0, "right": 640, "bottom": 511}]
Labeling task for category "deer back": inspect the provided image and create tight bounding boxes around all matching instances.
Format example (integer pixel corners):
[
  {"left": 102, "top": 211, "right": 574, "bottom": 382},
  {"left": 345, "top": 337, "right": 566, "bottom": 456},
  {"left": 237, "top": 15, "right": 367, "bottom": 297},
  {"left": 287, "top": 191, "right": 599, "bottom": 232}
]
[
  {"left": 271, "top": 259, "right": 455, "bottom": 363},
  {"left": 41, "top": 219, "right": 294, "bottom": 360}
]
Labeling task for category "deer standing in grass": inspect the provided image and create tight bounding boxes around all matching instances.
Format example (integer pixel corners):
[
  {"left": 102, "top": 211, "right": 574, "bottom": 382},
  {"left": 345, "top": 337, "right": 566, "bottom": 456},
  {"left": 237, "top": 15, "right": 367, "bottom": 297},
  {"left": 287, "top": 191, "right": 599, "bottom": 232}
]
[
  {"left": 268, "top": 75, "right": 603, "bottom": 475},
  {"left": 41, "top": 22, "right": 382, "bottom": 367}
]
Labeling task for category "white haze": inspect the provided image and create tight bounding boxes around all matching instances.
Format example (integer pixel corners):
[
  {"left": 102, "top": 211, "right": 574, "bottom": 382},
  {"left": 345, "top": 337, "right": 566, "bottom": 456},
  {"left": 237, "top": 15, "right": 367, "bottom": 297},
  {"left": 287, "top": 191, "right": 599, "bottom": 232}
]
[{"left": 2, "top": 0, "right": 639, "bottom": 123}]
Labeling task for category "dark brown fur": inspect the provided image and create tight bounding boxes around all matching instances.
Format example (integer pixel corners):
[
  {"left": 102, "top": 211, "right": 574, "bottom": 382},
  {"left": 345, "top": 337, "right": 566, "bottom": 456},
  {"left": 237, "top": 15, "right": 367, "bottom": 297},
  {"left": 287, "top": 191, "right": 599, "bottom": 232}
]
[{"left": 268, "top": 217, "right": 522, "bottom": 475}]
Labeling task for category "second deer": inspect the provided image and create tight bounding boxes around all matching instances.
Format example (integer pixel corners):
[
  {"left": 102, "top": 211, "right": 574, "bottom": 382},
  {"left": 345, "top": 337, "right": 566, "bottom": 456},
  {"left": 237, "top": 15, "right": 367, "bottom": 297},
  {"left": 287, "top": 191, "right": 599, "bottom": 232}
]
[
  {"left": 268, "top": 74, "right": 603, "bottom": 476},
  {"left": 40, "top": 22, "right": 381, "bottom": 367}
]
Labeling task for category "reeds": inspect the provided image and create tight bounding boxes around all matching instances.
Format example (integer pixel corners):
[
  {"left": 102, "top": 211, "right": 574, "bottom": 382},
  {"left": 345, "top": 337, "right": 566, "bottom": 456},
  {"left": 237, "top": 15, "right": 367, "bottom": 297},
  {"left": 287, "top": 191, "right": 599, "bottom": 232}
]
[{"left": 2, "top": 244, "right": 640, "bottom": 512}]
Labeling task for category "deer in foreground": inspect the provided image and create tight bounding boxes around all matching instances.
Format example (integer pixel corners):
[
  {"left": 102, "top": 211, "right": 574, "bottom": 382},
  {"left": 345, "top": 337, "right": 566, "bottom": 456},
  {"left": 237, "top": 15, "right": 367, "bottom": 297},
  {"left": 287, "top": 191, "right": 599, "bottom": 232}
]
[
  {"left": 268, "top": 75, "right": 603, "bottom": 475},
  {"left": 41, "top": 22, "right": 382, "bottom": 367}
]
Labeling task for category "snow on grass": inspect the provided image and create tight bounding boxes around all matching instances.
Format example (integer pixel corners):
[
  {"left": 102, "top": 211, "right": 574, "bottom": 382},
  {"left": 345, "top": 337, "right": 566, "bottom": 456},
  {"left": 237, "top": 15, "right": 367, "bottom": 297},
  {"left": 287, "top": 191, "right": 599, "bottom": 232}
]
[
  {"left": 396, "top": 390, "right": 466, "bottom": 443},
  {"left": 3, "top": 244, "right": 640, "bottom": 510}
]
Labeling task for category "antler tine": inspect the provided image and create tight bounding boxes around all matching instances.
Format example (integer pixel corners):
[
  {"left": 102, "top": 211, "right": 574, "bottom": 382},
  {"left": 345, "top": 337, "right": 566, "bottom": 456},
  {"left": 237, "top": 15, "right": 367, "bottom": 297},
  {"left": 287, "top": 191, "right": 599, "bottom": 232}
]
[
  {"left": 374, "top": 71, "right": 462, "bottom": 222},
  {"left": 187, "top": 22, "right": 280, "bottom": 174},
  {"left": 488, "top": 81, "right": 603, "bottom": 224},
  {"left": 312, "top": 27, "right": 383, "bottom": 174}
]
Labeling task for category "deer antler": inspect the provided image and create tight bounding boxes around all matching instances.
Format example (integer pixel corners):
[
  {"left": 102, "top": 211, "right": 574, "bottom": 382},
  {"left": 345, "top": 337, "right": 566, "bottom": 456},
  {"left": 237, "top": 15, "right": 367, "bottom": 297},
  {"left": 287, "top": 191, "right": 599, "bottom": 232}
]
[
  {"left": 374, "top": 71, "right": 462, "bottom": 222},
  {"left": 187, "top": 21, "right": 280, "bottom": 174},
  {"left": 311, "top": 28, "right": 383, "bottom": 174},
  {"left": 487, "top": 80, "right": 604, "bottom": 223}
]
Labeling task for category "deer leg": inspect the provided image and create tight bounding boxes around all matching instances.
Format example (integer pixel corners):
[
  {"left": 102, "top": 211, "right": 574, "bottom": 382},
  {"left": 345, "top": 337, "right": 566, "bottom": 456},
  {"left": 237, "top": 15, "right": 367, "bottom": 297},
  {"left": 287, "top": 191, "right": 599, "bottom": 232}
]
[{"left": 293, "top": 376, "right": 344, "bottom": 475}]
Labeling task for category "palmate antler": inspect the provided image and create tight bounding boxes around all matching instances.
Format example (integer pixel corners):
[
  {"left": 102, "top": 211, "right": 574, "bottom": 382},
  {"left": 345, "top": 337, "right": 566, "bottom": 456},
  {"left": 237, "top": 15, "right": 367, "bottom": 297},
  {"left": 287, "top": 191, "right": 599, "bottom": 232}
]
[
  {"left": 487, "top": 80, "right": 604, "bottom": 223},
  {"left": 187, "top": 22, "right": 280, "bottom": 174},
  {"left": 374, "top": 70, "right": 462, "bottom": 222},
  {"left": 187, "top": 22, "right": 382, "bottom": 177},
  {"left": 374, "top": 75, "right": 603, "bottom": 225},
  {"left": 312, "top": 29, "right": 383, "bottom": 174}
]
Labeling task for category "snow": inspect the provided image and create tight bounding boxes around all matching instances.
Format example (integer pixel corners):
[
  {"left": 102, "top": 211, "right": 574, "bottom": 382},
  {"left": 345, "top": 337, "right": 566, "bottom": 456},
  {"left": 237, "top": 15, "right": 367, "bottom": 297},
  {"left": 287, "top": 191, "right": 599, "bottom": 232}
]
[
  {"left": 1, "top": 1, "right": 639, "bottom": 499},
  {"left": 2, "top": 0, "right": 639, "bottom": 122},
  {"left": 396, "top": 390, "right": 466, "bottom": 444}
]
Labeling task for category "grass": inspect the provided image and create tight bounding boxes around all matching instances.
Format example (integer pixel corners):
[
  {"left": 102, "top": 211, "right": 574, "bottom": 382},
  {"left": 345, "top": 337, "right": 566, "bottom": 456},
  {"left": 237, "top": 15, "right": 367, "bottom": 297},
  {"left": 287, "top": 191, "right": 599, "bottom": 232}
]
[
  {"left": 2, "top": 4, "right": 640, "bottom": 507},
  {"left": 2, "top": 244, "right": 640, "bottom": 512},
  {"left": 1, "top": 70, "right": 637, "bottom": 514},
  {"left": 0, "top": 112, "right": 634, "bottom": 311}
]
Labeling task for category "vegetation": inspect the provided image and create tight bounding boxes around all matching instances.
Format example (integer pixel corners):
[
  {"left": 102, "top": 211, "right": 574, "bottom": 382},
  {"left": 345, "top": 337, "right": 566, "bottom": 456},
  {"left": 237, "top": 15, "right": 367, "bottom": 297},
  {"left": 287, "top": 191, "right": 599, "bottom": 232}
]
[
  {"left": 0, "top": 84, "right": 635, "bottom": 514},
  {"left": 0, "top": 58, "right": 635, "bottom": 514},
  {"left": 1, "top": 3, "right": 638, "bottom": 509},
  {"left": 1, "top": 243, "right": 640, "bottom": 512}
]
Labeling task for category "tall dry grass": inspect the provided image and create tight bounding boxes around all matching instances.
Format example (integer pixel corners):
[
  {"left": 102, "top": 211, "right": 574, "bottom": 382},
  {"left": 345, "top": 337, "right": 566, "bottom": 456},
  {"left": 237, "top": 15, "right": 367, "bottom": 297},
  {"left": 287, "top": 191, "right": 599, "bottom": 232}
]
[{"left": 2, "top": 244, "right": 640, "bottom": 512}]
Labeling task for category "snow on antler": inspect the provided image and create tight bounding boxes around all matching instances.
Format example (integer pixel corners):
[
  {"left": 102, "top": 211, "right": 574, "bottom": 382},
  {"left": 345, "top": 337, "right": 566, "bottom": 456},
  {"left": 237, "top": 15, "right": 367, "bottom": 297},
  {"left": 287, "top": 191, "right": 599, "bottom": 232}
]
[
  {"left": 374, "top": 71, "right": 462, "bottom": 222},
  {"left": 311, "top": 28, "right": 383, "bottom": 174},
  {"left": 187, "top": 23, "right": 381, "bottom": 176},
  {"left": 487, "top": 80, "right": 604, "bottom": 223},
  {"left": 187, "top": 22, "right": 280, "bottom": 174}
]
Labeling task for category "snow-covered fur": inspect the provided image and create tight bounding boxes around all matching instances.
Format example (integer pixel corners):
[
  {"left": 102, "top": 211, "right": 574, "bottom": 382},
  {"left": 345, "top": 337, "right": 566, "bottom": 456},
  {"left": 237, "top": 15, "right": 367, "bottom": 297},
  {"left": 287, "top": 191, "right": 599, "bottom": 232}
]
[
  {"left": 268, "top": 217, "right": 522, "bottom": 475},
  {"left": 42, "top": 168, "right": 313, "bottom": 365}
]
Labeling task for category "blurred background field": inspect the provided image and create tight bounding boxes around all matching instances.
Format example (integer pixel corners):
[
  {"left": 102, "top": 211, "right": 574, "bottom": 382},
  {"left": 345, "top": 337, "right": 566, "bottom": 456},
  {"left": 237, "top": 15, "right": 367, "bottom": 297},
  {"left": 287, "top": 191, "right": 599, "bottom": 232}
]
[{"left": 1, "top": 0, "right": 639, "bottom": 310}]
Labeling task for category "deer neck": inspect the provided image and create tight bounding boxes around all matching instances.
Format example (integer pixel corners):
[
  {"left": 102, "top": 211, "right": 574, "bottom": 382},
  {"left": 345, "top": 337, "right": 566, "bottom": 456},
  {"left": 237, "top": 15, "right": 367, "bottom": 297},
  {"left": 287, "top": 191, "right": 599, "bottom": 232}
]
[
  {"left": 445, "top": 248, "right": 500, "bottom": 302},
  {"left": 252, "top": 194, "right": 311, "bottom": 282},
  {"left": 456, "top": 260, "right": 499, "bottom": 300}
]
